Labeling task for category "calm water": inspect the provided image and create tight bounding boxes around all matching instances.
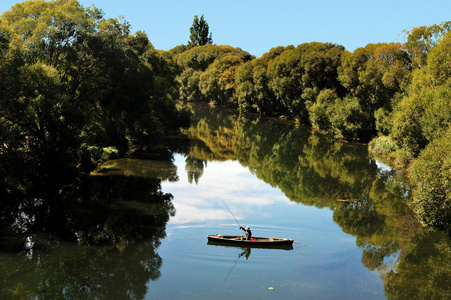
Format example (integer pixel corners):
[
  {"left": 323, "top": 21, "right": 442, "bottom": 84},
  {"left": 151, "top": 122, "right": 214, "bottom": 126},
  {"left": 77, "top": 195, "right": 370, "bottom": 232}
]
[
  {"left": 1, "top": 104, "right": 450, "bottom": 299},
  {"left": 152, "top": 154, "right": 386, "bottom": 299}
]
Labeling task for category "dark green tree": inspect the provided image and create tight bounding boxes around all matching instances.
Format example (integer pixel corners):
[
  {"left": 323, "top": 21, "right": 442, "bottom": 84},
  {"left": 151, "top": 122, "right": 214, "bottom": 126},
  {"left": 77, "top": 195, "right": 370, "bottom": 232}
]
[
  {"left": 188, "top": 14, "right": 212, "bottom": 48},
  {"left": 0, "top": 0, "right": 183, "bottom": 197}
]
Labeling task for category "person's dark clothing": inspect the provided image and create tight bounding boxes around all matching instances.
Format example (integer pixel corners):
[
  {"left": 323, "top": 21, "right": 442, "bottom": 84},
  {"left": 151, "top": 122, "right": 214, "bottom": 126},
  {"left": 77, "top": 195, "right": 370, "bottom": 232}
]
[{"left": 240, "top": 226, "right": 252, "bottom": 240}]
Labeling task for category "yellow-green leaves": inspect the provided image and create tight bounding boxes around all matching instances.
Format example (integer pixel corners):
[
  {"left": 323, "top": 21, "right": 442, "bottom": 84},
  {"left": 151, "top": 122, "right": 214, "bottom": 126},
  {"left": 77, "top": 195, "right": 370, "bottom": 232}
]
[{"left": 427, "top": 31, "right": 451, "bottom": 85}]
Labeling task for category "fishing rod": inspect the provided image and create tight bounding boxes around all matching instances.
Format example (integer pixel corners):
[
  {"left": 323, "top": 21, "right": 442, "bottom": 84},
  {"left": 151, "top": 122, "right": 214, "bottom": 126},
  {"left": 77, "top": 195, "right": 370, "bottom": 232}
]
[{"left": 222, "top": 200, "right": 241, "bottom": 228}]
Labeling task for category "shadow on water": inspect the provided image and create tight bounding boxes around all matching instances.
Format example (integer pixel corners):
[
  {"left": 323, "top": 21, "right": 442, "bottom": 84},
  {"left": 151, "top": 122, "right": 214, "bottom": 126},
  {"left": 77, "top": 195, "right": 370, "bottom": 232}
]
[{"left": 0, "top": 165, "right": 176, "bottom": 299}]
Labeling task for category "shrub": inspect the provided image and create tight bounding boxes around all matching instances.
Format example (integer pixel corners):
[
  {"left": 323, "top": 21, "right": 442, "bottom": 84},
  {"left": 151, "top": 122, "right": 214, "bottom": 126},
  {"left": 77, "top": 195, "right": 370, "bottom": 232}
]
[
  {"left": 308, "top": 89, "right": 338, "bottom": 131},
  {"left": 369, "top": 136, "right": 397, "bottom": 157},
  {"left": 410, "top": 128, "right": 451, "bottom": 230}
]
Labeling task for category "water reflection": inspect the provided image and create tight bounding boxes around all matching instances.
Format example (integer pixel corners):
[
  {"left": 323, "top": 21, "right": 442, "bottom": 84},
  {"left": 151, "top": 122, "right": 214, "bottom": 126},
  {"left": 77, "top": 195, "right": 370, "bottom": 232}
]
[
  {"left": 177, "top": 103, "right": 451, "bottom": 299},
  {"left": 0, "top": 168, "right": 176, "bottom": 299},
  {"left": 2, "top": 102, "right": 449, "bottom": 299},
  {"left": 207, "top": 242, "right": 293, "bottom": 252},
  {"left": 239, "top": 247, "right": 251, "bottom": 260},
  {"left": 0, "top": 238, "right": 163, "bottom": 299},
  {"left": 185, "top": 156, "right": 206, "bottom": 184},
  {"left": 164, "top": 156, "right": 286, "bottom": 225}
]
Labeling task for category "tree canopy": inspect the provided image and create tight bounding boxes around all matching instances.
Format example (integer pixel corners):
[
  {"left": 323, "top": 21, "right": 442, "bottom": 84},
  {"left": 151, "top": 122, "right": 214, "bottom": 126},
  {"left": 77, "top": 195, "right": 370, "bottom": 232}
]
[{"left": 0, "top": 0, "right": 185, "bottom": 196}]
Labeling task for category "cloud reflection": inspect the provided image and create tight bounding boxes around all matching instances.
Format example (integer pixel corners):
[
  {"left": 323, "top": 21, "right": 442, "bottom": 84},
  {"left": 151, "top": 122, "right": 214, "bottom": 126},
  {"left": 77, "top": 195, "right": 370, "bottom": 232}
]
[{"left": 161, "top": 154, "right": 287, "bottom": 226}]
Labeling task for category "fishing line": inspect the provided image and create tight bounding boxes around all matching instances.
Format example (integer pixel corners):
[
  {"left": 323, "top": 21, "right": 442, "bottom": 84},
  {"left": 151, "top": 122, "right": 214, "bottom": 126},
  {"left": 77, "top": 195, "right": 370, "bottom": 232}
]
[
  {"left": 218, "top": 252, "right": 242, "bottom": 290},
  {"left": 293, "top": 241, "right": 308, "bottom": 247},
  {"left": 177, "top": 235, "right": 208, "bottom": 245},
  {"left": 222, "top": 200, "right": 241, "bottom": 227},
  {"left": 178, "top": 235, "right": 208, "bottom": 239}
]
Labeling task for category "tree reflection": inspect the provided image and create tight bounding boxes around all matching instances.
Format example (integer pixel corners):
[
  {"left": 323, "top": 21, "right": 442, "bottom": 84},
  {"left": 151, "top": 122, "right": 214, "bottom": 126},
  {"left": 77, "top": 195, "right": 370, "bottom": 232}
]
[
  {"left": 185, "top": 155, "right": 206, "bottom": 184},
  {"left": 0, "top": 169, "right": 176, "bottom": 298},
  {"left": 384, "top": 231, "right": 451, "bottom": 299},
  {"left": 182, "top": 103, "right": 451, "bottom": 299},
  {"left": 0, "top": 238, "right": 163, "bottom": 299}
]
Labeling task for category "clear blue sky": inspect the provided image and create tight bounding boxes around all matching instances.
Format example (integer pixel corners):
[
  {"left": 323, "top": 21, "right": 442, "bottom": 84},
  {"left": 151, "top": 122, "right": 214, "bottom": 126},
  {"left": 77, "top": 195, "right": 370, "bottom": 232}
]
[{"left": 1, "top": 0, "right": 451, "bottom": 57}]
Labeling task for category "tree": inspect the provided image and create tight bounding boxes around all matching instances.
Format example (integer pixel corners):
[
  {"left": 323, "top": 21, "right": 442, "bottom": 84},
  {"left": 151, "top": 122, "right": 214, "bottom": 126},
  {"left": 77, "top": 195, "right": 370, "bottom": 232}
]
[
  {"left": 174, "top": 45, "right": 253, "bottom": 102},
  {"left": 266, "top": 42, "right": 346, "bottom": 122},
  {"left": 0, "top": 0, "right": 182, "bottom": 196},
  {"left": 188, "top": 14, "right": 212, "bottom": 48},
  {"left": 402, "top": 21, "right": 451, "bottom": 69},
  {"left": 427, "top": 30, "right": 451, "bottom": 85},
  {"left": 236, "top": 46, "right": 292, "bottom": 113}
]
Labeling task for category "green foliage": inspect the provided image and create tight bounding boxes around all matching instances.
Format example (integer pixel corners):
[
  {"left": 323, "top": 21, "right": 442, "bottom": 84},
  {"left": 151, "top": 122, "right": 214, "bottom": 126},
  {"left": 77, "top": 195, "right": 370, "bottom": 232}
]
[
  {"left": 337, "top": 43, "right": 412, "bottom": 140},
  {"left": 403, "top": 21, "right": 451, "bottom": 68},
  {"left": 236, "top": 46, "right": 292, "bottom": 113},
  {"left": 174, "top": 45, "right": 254, "bottom": 103},
  {"left": 200, "top": 53, "right": 250, "bottom": 105},
  {"left": 267, "top": 42, "right": 346, "bottom": 121},
  {"left": 175, "top": 44, "right": 253, "bottom": 71},
  {"left": 368, "top": 135, "right": 414, "bottom": 169},
  {"left": 386, "top": 32, "right": 451, "bottom": 161},
  {"left": 374, "top": 107, "right": 392, "bottom": 136},
  {"left": 328, "top": 95, "right": 373, "bottom": 140},
  {"left": 0, "top": 0, "right": 182, "bottom": 194},
  {"left": 235, "top": 43, "right": 345, "bottom": 121},
  {"left": 308, "top": 89, "right": 338, "bottom": 131},
  {"left": 427, "top": 31, "right": 451, "bottom": 85},
  {"left": 390, "top": 90, "right": 428, "bottom": 155},
  {"left": 177, "top": 67, "right": 203, "bottom": 101},
  {"left": 410, "top": 127, "right": 451, "bottom": 230},
  {"left": 188, "top": 14, "right": 212, "bottom": 48},
  {"left": 393, "top": 147, "right": 414, "bottom": 168},
  {"left": 368, "top": 136, "right": 397, "bottom": 157},
  {"left": 420, "top": 80, "right": 451, "bottom": 141},
  {"left": 391, "top": 66, "right": 451, "bottom": 155}
]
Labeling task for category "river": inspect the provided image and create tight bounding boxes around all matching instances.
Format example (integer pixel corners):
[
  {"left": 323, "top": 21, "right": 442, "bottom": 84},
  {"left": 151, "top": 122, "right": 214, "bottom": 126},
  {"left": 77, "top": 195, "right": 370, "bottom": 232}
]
[{"left": 0, "top": 103, "right": 450, "bottom": 299}]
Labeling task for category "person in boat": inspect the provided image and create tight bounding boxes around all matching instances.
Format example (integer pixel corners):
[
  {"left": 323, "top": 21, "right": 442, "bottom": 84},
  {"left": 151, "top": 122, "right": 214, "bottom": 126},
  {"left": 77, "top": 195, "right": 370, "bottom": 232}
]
[{"left": 239, "top": 226, "right": 252, "bottom": 240}]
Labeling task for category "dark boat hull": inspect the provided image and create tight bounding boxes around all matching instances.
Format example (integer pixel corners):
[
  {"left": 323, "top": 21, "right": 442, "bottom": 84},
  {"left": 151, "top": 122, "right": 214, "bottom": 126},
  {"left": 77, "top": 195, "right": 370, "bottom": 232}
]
[{"left": 207, "top": 234, "right": 294, "bottom": 249}]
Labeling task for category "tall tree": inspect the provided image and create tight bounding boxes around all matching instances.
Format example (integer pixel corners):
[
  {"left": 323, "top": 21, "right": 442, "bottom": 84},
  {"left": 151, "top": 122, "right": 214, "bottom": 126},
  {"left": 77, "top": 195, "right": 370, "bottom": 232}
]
[{"left": 188, "top": 14, "right": 212, "bottom": 48}]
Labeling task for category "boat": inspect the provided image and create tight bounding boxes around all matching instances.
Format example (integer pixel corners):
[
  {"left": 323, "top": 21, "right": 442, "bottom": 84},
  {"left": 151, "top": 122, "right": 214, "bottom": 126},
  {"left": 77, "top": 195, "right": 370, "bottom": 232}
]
[{"left": 207, "top": 234, "right": 294, "bottom": 249}]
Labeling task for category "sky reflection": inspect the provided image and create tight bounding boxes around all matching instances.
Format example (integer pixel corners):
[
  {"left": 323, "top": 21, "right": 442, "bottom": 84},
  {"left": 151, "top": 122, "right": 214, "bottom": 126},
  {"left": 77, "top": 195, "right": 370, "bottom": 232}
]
[
  {"left": 162, "top": 154, "right": 289, "bottom": 227},
  {"left": 154, "top": 153, "right": 386, "bottom": 299}
]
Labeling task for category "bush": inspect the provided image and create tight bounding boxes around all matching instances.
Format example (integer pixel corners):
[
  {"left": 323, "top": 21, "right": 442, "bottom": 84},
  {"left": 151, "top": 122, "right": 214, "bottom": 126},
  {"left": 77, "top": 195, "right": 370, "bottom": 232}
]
[
  {"left": 329, "top": 95, "right": 373, "bottom": 141},
  {"left": 393, "top": 148, "right": 413, "bottom": 168},
  {"left": 410, "top": 128, "right": 451, "bottom": 231},
  {"left": 308, "top": 89, "right": 338, "bottom": 131},
  {"left": 368, "top": 136, "right": 397, "bottom": 157},
  {"left": 374, "top": 107, "right": 392, "bottom": 136}
]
